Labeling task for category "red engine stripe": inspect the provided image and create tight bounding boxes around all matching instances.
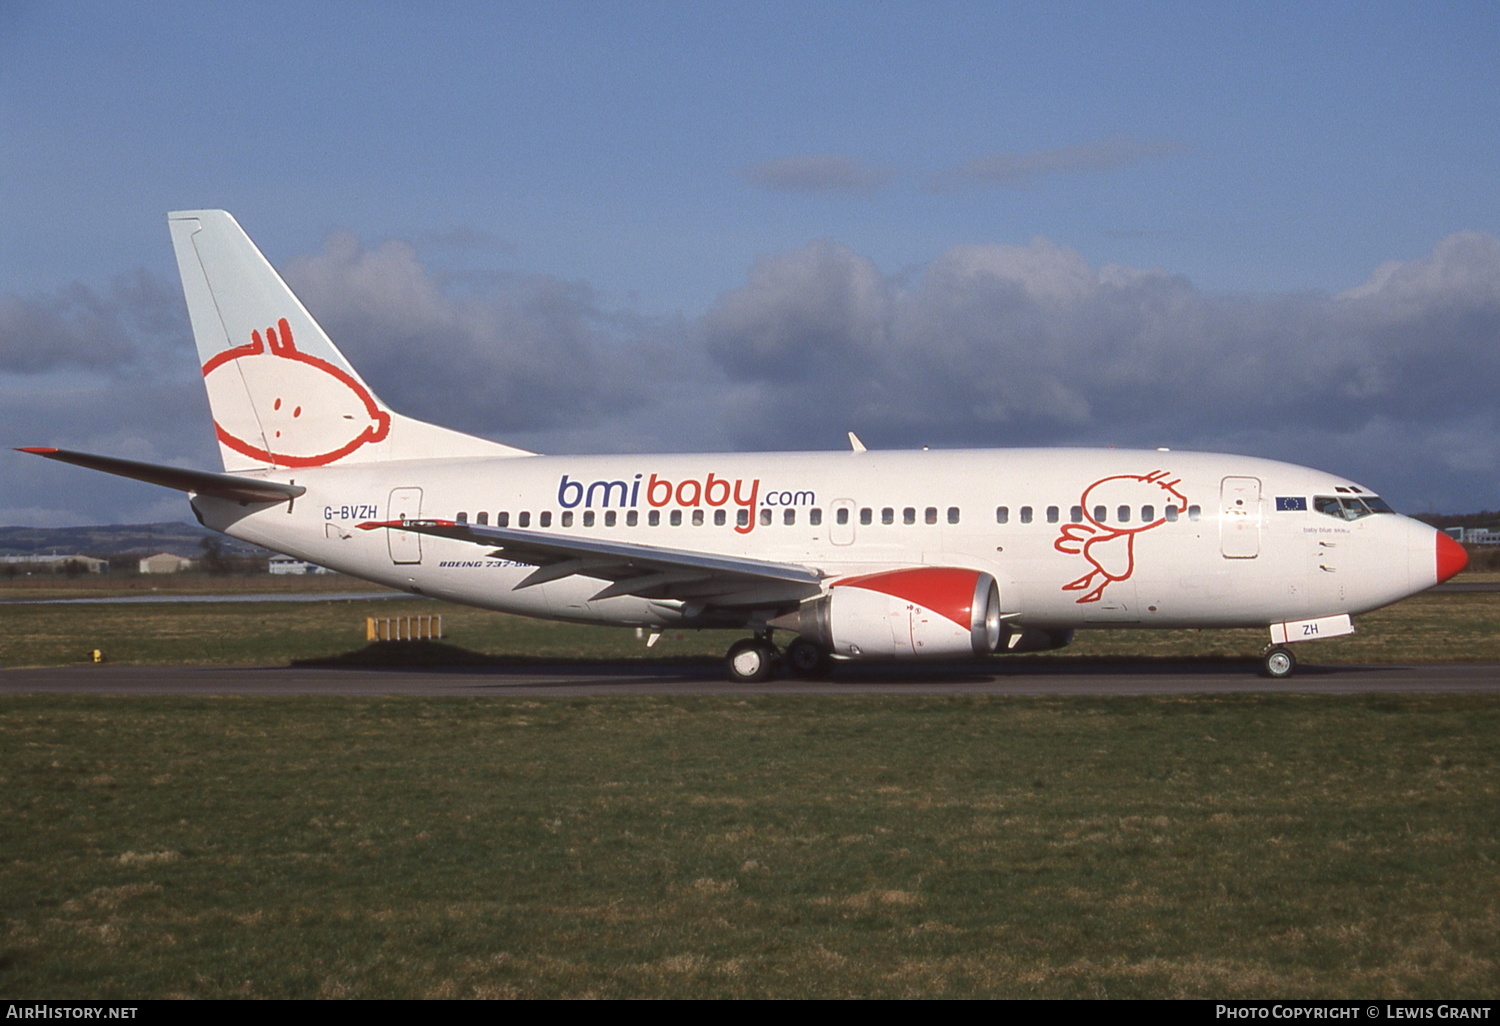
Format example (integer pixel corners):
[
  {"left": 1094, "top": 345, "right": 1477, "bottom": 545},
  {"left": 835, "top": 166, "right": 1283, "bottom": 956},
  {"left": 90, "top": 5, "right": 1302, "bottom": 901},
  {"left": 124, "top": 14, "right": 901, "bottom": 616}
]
[{"left": 833, "top": 567, "right": 980, "bottom": 629}]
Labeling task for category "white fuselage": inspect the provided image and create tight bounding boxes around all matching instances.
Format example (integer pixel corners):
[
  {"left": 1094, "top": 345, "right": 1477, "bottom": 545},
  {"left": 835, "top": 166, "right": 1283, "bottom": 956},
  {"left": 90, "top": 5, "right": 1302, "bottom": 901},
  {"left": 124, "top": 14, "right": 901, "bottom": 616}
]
[{"left": 192, "top": 446, "right": 1444, "bottom": 633}]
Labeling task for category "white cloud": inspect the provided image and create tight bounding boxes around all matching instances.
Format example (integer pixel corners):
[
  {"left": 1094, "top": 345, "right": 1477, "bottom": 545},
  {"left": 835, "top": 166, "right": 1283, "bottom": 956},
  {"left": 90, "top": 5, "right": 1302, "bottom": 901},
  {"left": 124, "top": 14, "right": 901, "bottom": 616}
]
[
  {"left": 280, "top": 232, "right": 654, "bottom": 437},
  {"left": 0, "top": 269, "right": 181, "bottom": 374},
  {"left": 692, "top": 232, "right": 1500, "bottom": 510}
]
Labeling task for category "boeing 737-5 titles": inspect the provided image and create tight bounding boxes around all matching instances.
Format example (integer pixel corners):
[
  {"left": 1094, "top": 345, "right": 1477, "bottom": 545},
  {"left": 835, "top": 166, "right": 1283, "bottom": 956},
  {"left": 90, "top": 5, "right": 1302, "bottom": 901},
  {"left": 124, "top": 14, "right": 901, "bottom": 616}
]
[{"left": 20, "top": 211, "right": 1469, "bottom": 680}]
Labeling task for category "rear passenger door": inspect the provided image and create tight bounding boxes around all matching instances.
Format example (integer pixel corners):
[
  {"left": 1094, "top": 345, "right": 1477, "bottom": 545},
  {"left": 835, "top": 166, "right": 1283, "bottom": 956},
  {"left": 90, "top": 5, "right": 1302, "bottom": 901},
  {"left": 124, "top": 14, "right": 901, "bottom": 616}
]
[{"left": 387, "top": 487, "right": 424, "bottom": 565}]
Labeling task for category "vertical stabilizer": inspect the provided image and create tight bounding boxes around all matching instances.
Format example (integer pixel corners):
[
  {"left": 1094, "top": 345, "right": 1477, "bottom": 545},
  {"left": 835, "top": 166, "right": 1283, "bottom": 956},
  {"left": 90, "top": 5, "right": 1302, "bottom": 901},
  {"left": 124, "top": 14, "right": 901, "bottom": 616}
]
[{"left": 168, "top": 210, "right": 531, "bottom": 472}]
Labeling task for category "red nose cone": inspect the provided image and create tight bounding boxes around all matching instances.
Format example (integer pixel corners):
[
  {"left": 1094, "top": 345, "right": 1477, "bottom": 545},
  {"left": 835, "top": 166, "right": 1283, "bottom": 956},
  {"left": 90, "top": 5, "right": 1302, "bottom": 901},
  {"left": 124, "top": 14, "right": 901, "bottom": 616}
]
[{"left": 1436, "top": 532, "right": 1469, "bottom": 583}]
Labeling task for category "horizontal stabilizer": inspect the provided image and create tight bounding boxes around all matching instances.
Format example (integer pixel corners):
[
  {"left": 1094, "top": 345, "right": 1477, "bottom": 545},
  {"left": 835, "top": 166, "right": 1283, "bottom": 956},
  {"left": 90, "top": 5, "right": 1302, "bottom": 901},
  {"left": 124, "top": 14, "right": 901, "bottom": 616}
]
[{"left": 17, "top": 447, "right": 305, "bottom": 504}]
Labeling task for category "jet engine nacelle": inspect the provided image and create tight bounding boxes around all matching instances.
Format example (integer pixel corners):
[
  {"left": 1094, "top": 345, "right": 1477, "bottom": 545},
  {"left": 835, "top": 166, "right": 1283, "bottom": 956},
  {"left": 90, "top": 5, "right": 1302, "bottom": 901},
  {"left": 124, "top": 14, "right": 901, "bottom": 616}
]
[{"left": 777, "top": 567, "right": 1003, "bottom": 659}]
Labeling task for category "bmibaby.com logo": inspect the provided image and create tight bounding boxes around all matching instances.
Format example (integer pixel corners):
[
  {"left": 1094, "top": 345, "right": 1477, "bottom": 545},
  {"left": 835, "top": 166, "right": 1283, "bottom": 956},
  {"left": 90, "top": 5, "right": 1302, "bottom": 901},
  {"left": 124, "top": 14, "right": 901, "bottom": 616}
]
[{"left": 557, "top": 472, "right": 815, "bottom": 535}]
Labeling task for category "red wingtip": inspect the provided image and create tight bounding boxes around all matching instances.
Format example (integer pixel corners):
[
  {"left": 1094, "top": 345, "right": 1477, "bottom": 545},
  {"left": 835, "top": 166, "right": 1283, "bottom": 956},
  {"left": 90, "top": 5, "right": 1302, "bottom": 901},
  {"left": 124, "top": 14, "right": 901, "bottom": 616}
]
[
  {"left": 1436, "top": 532, "right": 1469, "bottom": 584},
  {"left": 16, "top": 447, "right": 60, "bottom": 454}
]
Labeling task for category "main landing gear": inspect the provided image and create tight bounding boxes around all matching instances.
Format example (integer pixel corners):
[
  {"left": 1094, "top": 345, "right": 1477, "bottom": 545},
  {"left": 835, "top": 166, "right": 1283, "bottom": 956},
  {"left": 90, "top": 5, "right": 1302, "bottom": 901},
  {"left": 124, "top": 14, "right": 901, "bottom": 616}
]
[
  {"left": 1261, "top": 645, "right": 1297, "bottom": 679},
  {"left": 783, "top": 636, "right": 831, "bottom": 677},
  {"left": 724, "top": 633, "right": 832, "bottom": 683},
  {"left": 725, "top": 637, "right": 778, "bottom": 683}
]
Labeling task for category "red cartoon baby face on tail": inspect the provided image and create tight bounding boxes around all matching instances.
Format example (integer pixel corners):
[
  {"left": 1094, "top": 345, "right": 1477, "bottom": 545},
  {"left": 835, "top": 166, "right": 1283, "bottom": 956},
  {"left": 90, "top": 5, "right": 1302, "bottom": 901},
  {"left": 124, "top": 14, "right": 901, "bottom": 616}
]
[
  {"left": 202, "top": 318, "right": 390, "bottom": 467},
  {"left": 1053, "top": 470, "right": 1188, "bottom": 603}
]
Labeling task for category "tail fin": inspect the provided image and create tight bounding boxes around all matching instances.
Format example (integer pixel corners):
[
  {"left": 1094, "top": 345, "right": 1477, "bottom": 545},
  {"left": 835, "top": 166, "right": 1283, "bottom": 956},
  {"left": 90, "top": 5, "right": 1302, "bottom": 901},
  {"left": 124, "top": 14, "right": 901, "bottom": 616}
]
[{"left": 167, "top": 210, "right": 531, "bottom": 472}]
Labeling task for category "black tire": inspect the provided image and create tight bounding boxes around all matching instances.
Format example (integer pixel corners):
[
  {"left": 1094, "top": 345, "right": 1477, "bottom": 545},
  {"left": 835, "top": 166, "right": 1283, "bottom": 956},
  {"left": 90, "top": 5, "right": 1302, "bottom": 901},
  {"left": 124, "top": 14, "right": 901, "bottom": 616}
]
[
  {"left": 726, "top": 638, "right": 776, "bottom": 683},
  {"left": 1262, "top": 646, "right": 1296, "bottom": 679},
  {"left": 784, "top": 637, "right": 831, "bottom": 678}
]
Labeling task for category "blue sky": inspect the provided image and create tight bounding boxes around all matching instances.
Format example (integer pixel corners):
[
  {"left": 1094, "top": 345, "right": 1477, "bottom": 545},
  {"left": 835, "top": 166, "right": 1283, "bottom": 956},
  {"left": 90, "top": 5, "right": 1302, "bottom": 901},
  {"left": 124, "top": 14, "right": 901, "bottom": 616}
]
[{"left": 3, "top": 0, "right": 1498, "bottom": 523}]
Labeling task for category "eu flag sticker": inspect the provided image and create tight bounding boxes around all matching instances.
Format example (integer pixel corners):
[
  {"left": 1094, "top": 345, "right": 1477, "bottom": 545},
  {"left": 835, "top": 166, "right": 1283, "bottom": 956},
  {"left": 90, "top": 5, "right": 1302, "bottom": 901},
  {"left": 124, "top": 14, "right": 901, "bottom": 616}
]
[{"left": 1276, "top": 496, "right": 1308, "bottom": 511}]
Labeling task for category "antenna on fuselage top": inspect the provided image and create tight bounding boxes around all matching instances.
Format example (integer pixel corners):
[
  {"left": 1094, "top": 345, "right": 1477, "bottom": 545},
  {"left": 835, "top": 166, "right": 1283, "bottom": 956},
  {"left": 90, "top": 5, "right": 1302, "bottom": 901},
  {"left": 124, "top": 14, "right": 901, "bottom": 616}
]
[{"left": 847, "top": 431, "right": 867, "bottom": 453}]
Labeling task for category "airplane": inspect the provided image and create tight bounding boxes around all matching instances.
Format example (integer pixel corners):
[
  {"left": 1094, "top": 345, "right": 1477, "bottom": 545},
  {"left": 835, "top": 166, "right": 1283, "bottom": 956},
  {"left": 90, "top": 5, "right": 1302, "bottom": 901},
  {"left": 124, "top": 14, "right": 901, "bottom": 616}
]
[{"left": 19, "top": 210, "right": 1470, "bottom": 681}]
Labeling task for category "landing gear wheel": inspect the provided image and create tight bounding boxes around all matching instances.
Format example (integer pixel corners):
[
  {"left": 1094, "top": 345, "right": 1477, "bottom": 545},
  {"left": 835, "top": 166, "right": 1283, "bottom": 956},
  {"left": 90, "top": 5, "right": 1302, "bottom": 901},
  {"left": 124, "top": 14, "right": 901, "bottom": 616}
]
[
  {"left": 784, "top": 637, "right": 831, "bottom": 678},
  {"left": 726, "top": 638, "right": 777, "bottom": 683},
  {"left": 1262, "top": 646, "right": 1296, "bottom": 679}
]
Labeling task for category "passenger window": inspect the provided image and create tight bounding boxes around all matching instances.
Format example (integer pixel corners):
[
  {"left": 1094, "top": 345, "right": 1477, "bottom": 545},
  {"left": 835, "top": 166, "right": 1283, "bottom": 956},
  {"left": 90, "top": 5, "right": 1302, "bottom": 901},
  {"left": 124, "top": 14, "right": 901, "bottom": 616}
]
[
  {"left": 737, "top": 509, "right": 749, "bottom": 528},
  {"left": 605, "top": 510, "right": 617, "bottom": 527},
  {"left": 1046, "top": 506, "right": 1059, "bottom": 524},
  {"left": 497, "top": 512, "right": 510, "bottom": 528},
  {"left": 996, "top": 506, "right": 1009, "bottom": 524},
  {"left": 1020, "top": 506, "right": 1033, "bottom": 524},
  {"left": 836, "top": 508, "right": 849, "bottom": 525},
  {"left": 692, "top": 509, "right": 704, "bottom": 526},
  {"left": 947, "top": 507, "right": 959, "bottom": 524},
  {"left": 1141, "top": 505, "right": 1154, "bottom": 522},
  {"left": 457, "top": 512, "right": 468, "bottom": 524},
  {"left": 582, "top": 511, "right": 593, "bottom": 527},
  {"left": 626, "top": 510, "right": 638, "bottom": 527},
  {"left": 671, "top": 510, "right": 683, "bottom": 526},
  {"left": 882, "top": 508, "right": 894, "bottom": 525},
  {"left": 760, "top": 509, "right": 772, "bottom": 526},
  {"left": 540, "top": 511, "right": 552, "bottom": 527},
  {"left": 860, "top": 508, "right": 872, "bottom": 526},
  {"left": 1117, "top": 505, "right": 1130, "bottom": 523},
  {"left": 1094, "top": 505, "right": 1107, "bottom": 523},
  {"left": 1188, "top": 505, "right": 1201, "bottom": 521},
  {"left": 1165, "top": 505, "right": 1178, "bottom": 522},
  {"left": 518, "top": 512, "right": 530, "bottom": 528},
  {"left": 810, "top": 508, "right": 823, "bottom": 526},
  {"left": 783, "top": 508, "right": 795, "bottom": 525},
  {"left": 925, "top": 507, "right": 938, "bottom": 525},
  {"left": 903, "top": 507, "right": 915, "bottom": 525},
  {"left": 714, "top": 509, "right": 726, "bottom": 526},
  {"left": 1070, "top": 506, "right": 1083, "bottom": 523},
  {"left": 476, "top": 512, "right": 488, "bottom": 526},
  {"left": 649, "top": 510, "right": 661, "bottom": 526}
]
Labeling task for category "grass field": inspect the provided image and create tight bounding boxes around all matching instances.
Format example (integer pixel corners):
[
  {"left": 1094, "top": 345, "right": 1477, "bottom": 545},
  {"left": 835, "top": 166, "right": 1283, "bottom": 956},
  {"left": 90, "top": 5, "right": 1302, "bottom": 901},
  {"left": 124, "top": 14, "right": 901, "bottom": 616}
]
[
  {"left": 3, "top": 693, "right": 1499, "bottom": 998},
  {"left": 0, "top": 570, "right": 393, "bottom": 602},
  {"left": 4, "top": 573, "right": 1497, "bottom": 998}
]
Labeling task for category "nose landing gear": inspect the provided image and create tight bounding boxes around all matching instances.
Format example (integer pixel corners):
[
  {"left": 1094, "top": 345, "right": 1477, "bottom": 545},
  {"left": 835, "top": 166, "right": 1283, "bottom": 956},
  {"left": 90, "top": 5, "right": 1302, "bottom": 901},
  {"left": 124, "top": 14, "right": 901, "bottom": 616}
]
[{"left": 1261, "top": 645, "right": 1296, "bottom": 679}]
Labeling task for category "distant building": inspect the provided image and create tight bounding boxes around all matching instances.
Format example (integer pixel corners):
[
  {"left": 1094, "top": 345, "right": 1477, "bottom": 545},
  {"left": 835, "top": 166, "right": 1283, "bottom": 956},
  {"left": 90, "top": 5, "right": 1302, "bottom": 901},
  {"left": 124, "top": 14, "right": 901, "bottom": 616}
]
[
  {"left": 268, "top": 554, "right": 330, "bottom": 575},
  {"left": 1461, "top": 527, "right": 1500, "bottom": 546},
  {"left": 139, "top": 552, "right": 195, "bottom": 574},
  {"left": 0, "top": 554, "right": 107, "bottom": 573}
]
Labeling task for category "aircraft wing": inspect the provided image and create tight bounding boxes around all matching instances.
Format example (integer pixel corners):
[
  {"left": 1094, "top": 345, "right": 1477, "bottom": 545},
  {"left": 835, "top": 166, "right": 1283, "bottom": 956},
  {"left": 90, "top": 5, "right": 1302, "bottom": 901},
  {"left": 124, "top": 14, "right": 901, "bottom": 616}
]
[
  {"left": 16, "top": 447, "right": 306, "bottom": 504},
  {"left": 359, "top": 518, "right": 825, "bottom": 606}
]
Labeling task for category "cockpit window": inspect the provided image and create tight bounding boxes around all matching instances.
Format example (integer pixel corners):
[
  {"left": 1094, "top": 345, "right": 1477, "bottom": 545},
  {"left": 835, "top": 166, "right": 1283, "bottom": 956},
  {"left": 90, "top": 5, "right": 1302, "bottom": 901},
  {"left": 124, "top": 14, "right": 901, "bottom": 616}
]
[{"left": 1315, "top": 495, "right": 1394, "bottom": 521}]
